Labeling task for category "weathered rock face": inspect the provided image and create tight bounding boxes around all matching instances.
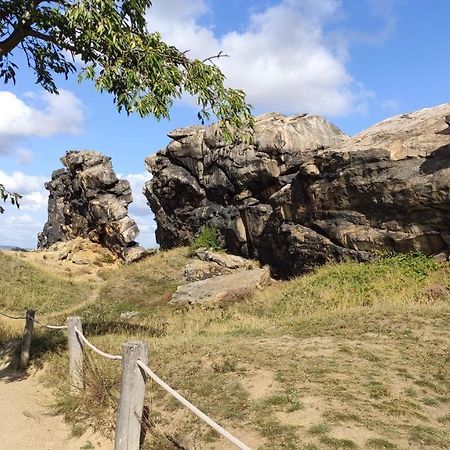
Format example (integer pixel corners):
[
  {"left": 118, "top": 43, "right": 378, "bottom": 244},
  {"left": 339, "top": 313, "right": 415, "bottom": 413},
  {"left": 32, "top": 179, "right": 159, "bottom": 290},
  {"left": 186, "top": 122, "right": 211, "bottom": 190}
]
[
  {"left": 38, "top": 151, "right": 146, "bottom": 263},
  {"left": 171, "top": 266, "right": 272, "bottom": 305},
  {"left": 144, "top": 106, "right": 450, "bottom": 277},
  {"left": 184, "top": 249, "right": 259, "bottom": 282},
  {"left": 175, "top": 249, "right": 268, "bottom": 305}
]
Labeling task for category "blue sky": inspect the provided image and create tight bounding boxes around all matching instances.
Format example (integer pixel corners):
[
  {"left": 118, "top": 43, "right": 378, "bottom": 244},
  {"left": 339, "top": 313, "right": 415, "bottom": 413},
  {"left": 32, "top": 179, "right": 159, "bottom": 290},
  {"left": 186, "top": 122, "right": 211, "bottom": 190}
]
[{"left": 0, "top": 0, "right": 449, "bottom": 248}]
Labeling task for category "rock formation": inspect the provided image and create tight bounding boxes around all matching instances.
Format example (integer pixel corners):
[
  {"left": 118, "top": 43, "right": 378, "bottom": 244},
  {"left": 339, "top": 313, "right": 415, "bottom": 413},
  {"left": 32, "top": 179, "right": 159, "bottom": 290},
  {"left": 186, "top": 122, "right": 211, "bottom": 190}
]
[
  {"left": 172, "top": 249, "right": 271, "bottom": 305},
  {"left": 38, "top": 151, "right": 146, "bottom": 263},
  {"left": 184, "top": 248, "right": 259, "bottom": 282},
  {"left": 144, "top": 105, "right": 450, "bottom": 277}
]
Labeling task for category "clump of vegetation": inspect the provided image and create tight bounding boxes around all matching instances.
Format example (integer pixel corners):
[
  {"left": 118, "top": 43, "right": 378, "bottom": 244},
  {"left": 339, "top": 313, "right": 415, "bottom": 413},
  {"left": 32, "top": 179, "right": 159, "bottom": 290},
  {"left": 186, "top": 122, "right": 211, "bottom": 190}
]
[
  {"left": 188, "top": 226, "right": 224, "bottom": 255},
  {"left": 93, "top": 253, "right": 116, "bottom": 266}
]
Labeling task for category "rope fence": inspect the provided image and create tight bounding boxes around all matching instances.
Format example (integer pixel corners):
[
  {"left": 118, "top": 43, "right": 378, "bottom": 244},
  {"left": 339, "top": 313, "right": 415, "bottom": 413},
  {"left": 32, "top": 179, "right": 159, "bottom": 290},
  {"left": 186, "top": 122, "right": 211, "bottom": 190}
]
[
  {"left": 0, "top": 308, "right": 252, "bottom": 450},
  {"left": 74, "top": 326, "right": 122, "bottom": 361},
  {"left": 136, "top": 359, "right": 251, "bottom": 450},
  {"left": 0, "top": 310, "right": 25, "bottom": 320},
  {"left": 32, "top": 317, "right": 67, "bottom": 330}
]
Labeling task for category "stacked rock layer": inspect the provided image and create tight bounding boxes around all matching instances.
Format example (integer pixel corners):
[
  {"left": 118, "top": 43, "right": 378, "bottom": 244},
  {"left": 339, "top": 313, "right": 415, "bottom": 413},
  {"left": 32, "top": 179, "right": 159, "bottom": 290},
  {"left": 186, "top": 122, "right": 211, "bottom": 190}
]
[
  {"left": 144, "top": 105, "right": 450, "bottom": 277},
  {"left": 38, "top": 151, "right": 146, "bottom": 263}
]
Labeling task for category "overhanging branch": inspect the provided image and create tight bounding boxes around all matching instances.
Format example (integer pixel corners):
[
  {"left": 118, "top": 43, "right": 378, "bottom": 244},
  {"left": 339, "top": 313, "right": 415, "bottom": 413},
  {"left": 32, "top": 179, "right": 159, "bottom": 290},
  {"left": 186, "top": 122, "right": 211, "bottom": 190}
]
[
  {"left": 0, "top": 23, "right": 26, "bottom": 56},
  {"left": 26, "top": 28, "right": 77, "bottom": 53}
]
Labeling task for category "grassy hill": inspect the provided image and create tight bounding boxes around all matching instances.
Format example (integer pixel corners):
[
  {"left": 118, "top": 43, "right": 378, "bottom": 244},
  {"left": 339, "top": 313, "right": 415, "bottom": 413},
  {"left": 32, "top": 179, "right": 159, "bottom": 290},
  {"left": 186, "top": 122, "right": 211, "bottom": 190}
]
[{"left": 1, "top": 248, "right": 449, "bottom": 449}]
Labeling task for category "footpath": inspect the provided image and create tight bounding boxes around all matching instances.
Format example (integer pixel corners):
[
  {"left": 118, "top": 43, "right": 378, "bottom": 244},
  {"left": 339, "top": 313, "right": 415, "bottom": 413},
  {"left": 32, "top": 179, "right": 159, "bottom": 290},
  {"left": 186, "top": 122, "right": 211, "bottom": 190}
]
[{"left": 0, "top": 354, "right": 112, "bottom": 450}]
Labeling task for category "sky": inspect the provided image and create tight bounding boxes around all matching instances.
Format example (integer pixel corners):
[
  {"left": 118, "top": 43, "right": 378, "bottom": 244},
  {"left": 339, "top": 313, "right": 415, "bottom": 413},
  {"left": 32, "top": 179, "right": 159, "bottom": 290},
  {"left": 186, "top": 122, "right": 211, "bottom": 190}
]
[{"left": 0, "top": 0, "right": 449, "bottom": 249}]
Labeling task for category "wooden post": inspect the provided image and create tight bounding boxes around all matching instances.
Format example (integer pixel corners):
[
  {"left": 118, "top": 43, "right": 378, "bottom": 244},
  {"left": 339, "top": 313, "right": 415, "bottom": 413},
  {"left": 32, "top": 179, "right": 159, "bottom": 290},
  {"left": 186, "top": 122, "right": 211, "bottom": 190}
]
[
  {"left": 115, "top": 341, "right": 148, "bottom": 450},
  {"left": 20, "top": 309, "right": 35, "bottom": 370},
  {"left": 67, "top": 316, "right": 84, "bottom": 391}
]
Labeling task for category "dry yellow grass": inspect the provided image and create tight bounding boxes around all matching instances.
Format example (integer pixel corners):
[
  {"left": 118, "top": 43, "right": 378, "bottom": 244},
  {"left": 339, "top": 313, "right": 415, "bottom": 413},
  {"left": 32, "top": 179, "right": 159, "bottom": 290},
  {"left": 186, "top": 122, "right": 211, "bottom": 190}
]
[{"left": 1, "top": 248, "right": 450, "bottom": 449}]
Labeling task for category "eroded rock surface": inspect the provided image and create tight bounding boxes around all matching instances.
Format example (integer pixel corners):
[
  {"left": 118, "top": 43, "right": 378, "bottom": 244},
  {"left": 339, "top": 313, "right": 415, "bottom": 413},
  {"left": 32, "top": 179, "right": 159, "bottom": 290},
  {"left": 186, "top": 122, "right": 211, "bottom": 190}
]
[
  {"left": 38, "top": 151, "right": 146, "bottom": 263},
  {"left": 144, "top": 106, "right": 450, "bottom": 277},
  {"left": 184, "top": 249, "right": 258, "bottom": 282},
  {"left": 171, "top": 266, "right": 272, "bottom": 305}
]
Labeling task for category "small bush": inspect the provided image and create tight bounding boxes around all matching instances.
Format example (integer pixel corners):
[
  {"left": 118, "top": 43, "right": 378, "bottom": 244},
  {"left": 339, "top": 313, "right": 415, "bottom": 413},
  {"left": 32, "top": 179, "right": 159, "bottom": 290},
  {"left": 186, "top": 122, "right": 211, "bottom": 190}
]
[{"left": 189, "top": 226, "right": 224, "bottom": 254}]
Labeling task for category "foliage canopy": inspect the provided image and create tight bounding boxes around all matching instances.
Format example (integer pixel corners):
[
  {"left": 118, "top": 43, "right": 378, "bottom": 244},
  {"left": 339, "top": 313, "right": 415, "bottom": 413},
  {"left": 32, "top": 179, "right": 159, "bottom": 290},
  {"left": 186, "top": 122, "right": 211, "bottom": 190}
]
[
  {"left": 0, "top": 0, "right": 254, "bottom": 212},
  {"left": 0, "top": 0, "right": 252, "bottom": 129}
]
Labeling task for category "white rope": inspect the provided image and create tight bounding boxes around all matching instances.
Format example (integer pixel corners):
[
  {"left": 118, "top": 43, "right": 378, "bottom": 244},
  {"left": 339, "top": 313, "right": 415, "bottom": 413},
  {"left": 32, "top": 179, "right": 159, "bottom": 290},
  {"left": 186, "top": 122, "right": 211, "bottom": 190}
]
[
  {"left": 74, "top": 326, "right": 122, "bottom": 361},
  {"left": 44, "top": 324, "right": 67, "bottom": 330},
  {"left": 136, "top": 360, "right": 251, "bottom": 450},
  {"left": 0, "top": 310, "right": 25, "bottom": 320},
  {"left": 31, "top": 317, "right": 67, "bottom": 330}
]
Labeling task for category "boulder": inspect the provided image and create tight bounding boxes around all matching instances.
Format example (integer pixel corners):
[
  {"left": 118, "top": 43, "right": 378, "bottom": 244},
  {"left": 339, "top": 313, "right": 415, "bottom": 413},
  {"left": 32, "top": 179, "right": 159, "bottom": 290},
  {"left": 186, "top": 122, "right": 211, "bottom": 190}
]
[
  {"left": 184, "top": 260, "right": 233, "bottom": 282},
  {"left": 184, "top": 249, "right": 259, "bottom": 282},
  {"left": 144, "top": 105, "right": 450, "bottom": 277},
  {"left": 38, "top": 150, "right": 147, "bottom": 262},
  {"left": 171, "top": 267, "right": 272, "bottom": 305},
  {"left": 194, "top": 249, "right": 257, "bottom": 270}
]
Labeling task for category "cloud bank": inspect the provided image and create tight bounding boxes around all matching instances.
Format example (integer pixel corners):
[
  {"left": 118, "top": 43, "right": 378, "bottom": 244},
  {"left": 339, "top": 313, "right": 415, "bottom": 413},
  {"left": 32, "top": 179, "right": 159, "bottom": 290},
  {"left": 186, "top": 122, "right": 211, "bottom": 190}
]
[
  {"left": 122, "top": 172, "right": 157, "bottom": 248},
  {"left": 0, "top": 89, "right": 85, "bottom": 154},
  {"left": 0, "top": 170, "right": 48, "bottom": 248},
  {"left": 0, "top": 170, "right": 157, "bottom": 249},
  {"left": 148, "top": 0, "right": 372, "bottom": 116}
]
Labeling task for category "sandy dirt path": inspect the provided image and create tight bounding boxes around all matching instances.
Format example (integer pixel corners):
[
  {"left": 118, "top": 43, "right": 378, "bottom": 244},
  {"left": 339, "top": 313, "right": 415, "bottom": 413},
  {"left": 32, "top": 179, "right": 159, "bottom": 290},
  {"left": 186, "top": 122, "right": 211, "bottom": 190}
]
[{"left": 0, "top": 356, "right": 113, "bottom": 450}]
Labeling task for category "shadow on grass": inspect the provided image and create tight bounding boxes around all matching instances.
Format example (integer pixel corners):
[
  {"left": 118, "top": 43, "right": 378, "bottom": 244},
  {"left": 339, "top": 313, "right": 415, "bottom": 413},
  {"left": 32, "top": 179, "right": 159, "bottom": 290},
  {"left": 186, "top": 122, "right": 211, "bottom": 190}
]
[
  {"left": 1, "top": 319, "right": 165, "bottom": 383},
  {"left": 0, "top": 329, "right": 67, "bottom": 382},
  {"left": 84, "top": 321, "right": 167, "bottom": 338},
  {"left": 0, "top": 338, "right": 26, "bottom": 381}
]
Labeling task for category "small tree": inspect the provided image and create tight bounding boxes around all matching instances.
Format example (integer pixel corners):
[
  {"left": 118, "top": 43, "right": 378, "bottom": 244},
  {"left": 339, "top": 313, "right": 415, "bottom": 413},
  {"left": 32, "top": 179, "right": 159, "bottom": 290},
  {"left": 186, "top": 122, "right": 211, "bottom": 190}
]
[{"left": 0, "top": 0, "right": 253, "bottom": 136}]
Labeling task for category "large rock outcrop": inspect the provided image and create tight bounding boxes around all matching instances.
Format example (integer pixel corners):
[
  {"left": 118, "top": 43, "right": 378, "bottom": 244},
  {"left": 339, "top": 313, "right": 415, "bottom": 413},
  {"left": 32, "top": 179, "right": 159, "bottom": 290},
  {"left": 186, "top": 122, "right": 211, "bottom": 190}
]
[
  {"left": 38, "top": 151, "right": 146, "bottom": 263},
  {"left": 144, "top": 105, "right": 450, "bottom": 277}
]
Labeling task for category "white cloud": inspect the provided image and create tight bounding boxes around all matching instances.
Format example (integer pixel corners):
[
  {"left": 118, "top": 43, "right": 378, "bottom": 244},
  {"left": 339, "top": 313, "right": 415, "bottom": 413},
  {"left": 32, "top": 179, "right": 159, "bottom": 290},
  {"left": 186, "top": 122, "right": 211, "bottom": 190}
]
[
  {"left": 0, "top": 170, "right": 48, "bottom": 246},
  {"left": 148, "top": 0, "right": 372, "bottom": 116},
  {"left": 0, "top": 170, "right": 48, "bottom": 248},
  {"left": 0, "top": 89, "right": 85, "bottom": 154},
  {"left": 0, "top": 170, "right": 47, "bottom": 194},
  {"left": 20, "top": 191, "right": 48, "bottom": 212},
  {"left": 118, "top": 172, "right": 149, "bottom": 217},
  {"left": 134, "top": 215, "right": 157, "bottom": 249},
  {"left": 0, "top": 212, "right": 45, "bottom": 248}
]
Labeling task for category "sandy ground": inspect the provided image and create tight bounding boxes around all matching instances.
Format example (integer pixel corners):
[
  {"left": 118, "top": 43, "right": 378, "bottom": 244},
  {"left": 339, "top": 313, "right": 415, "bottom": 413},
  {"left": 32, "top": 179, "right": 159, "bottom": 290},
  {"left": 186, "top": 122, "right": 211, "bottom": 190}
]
[
  {"left": 0, "top": 244, "right": 116, "bottom": 450},
  {"left": 0, "top": 318, "right": 113, "bottom": 450},
  {"left": 0, "top": 360, "right": 113, "bottom": 450}
]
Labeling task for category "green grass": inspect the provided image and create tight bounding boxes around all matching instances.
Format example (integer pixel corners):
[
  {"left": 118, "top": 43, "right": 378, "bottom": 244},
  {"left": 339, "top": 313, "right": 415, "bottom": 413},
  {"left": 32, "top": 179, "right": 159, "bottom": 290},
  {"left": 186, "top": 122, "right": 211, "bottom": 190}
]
[
  {"left": 319, "top": 435, "right": 358, "bottom": 449},
  {"left": 188, "top": 226, "right": 224, "bottom": 255},
  {"left": 309, "top": 423, "right": 331, "bottom": 435},
  {"left": 1, "top": 249, "right": 449, "bottom": 448},
  {"left": 366, "top": 438, "right": 398, "bottom": 449},
  {"left": 0, "top": 250, "right": 92, "bottom": 314}
]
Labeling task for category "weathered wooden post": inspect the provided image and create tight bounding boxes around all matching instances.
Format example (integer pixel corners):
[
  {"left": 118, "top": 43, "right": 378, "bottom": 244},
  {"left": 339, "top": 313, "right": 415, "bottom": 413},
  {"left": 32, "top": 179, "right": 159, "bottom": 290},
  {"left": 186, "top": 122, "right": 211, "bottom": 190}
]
[
  {"left": 67, "top": 316, "right": 84, "bottom": 391},
  {"left": 115, "top": 341, "right": 148, "bottom": 450},
  {"left": 20, "top": 309, "right": 35, "bottom": 370}
]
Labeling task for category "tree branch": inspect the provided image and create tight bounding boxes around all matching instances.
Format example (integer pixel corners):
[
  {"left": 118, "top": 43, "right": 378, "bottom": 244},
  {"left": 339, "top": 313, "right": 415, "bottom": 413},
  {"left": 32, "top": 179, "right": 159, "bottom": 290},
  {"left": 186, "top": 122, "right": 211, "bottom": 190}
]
[
  {"left": 26, "top": 28, "right": 78, "bottom": 53},
  {"left": 0, "top": 22, "right": 26, "bottom": 56},
  {"left": 202, "top": 51, "right": 229, "bottom": 65}
]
